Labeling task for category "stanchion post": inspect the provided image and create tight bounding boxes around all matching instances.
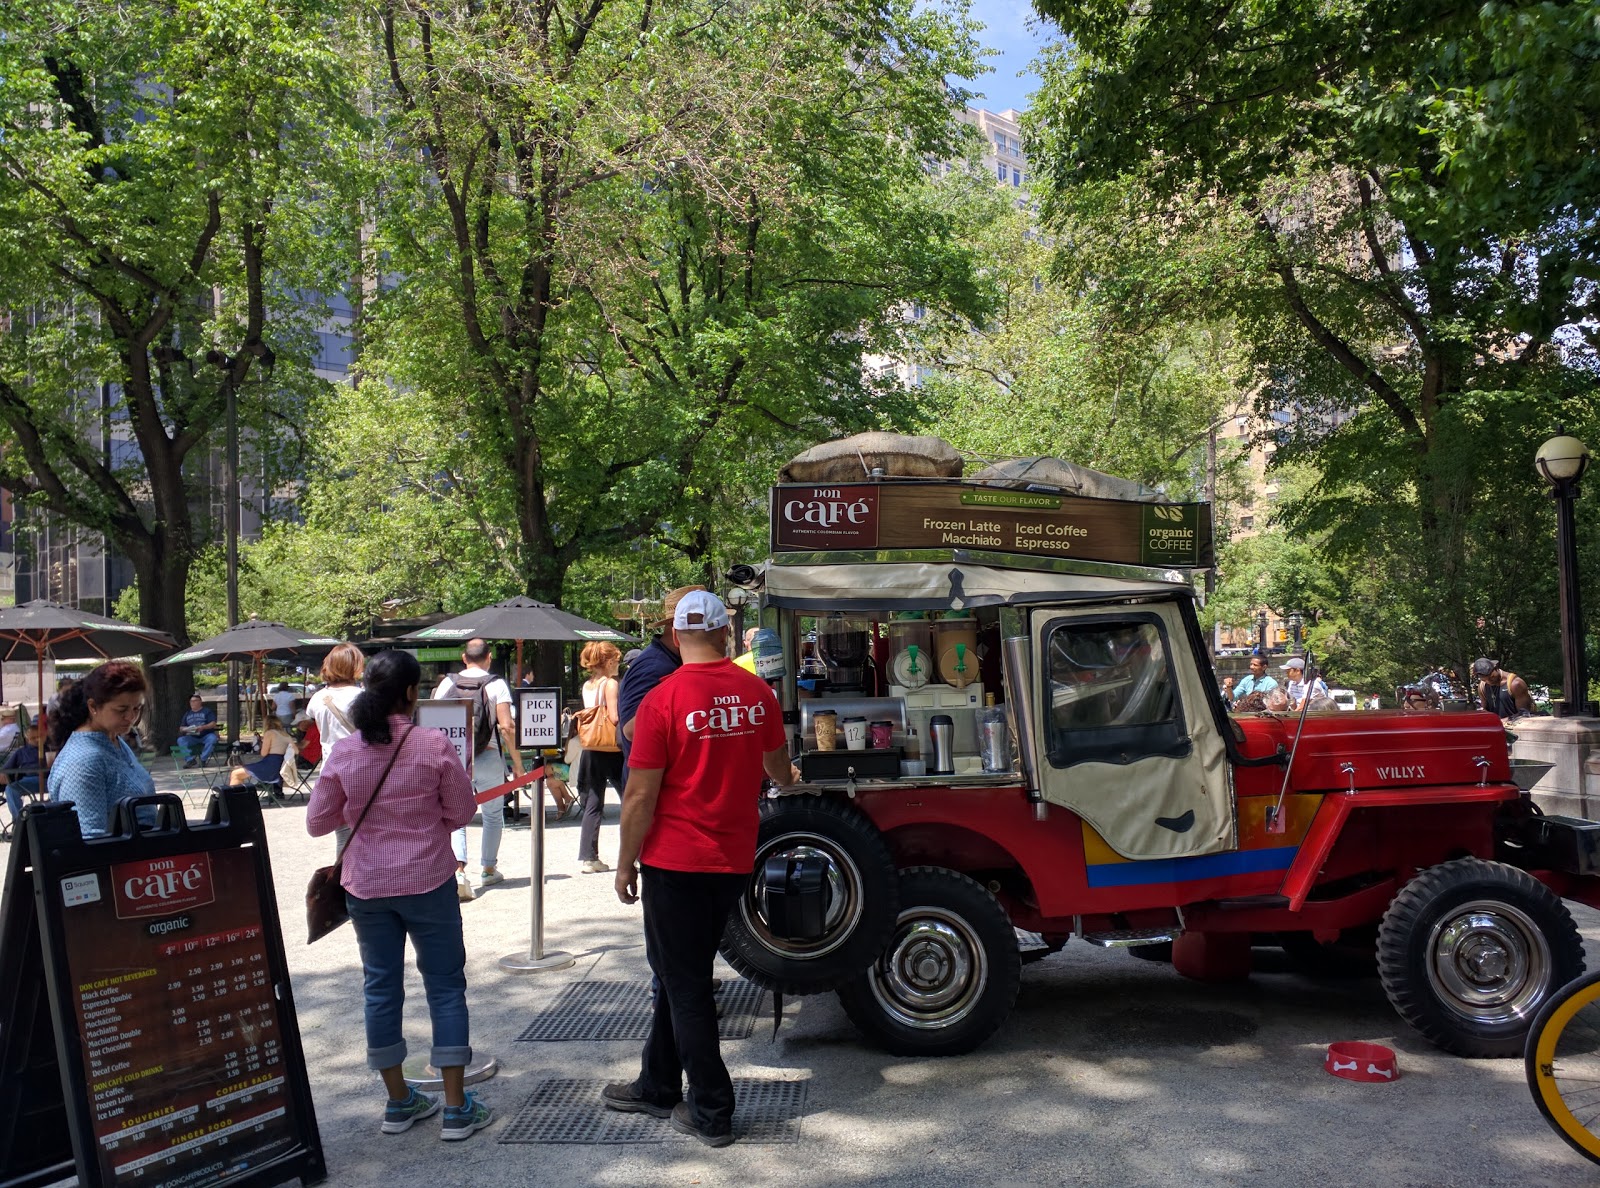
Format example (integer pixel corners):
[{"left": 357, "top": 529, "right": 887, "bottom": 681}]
[{"left": 499, "top": 774, "right": 574, "bottom": 973}]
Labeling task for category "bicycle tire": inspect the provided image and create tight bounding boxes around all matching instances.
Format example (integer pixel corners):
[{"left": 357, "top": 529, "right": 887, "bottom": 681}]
[{"left": 1526, "top": 970, "right": 1600, "bottom": 1165}]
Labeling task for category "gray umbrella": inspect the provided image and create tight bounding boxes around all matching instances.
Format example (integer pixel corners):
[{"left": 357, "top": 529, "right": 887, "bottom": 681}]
[
  {"left": 0, "top": 600, "right": 178, "bottom": 791},
  {"left": 154, "top": 619, "right": 345, "bottom": 733},
  {"left": 398, "top": 596, "right": 629, "bottom": 680},
  {"left": 153, "top": 620, "right": 344, "bottom": 667},
  {"left": 398, "top": 597, "right": 629, "bottom": 646}
]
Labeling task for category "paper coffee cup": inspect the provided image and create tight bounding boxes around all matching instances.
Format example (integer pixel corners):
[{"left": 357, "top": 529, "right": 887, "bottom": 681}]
[
  {"left": 843, "top": 717, "right": 867, "bottom": 751},
  {"left": 813, "top": 712, "right": 838, "bottom": 751}
]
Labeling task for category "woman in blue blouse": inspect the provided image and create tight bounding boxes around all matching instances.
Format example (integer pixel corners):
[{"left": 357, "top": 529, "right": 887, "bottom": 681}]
[{"left": 48, "top": 662, "right": 156, "bottom": 837}]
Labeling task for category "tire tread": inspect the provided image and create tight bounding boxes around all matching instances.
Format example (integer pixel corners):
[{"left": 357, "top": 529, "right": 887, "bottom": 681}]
[{"left": 1377, "top": 857, "right": 1584, "bottom": 1058}]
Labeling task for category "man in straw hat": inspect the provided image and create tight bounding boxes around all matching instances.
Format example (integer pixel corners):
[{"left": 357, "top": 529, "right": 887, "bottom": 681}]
[{"left": 616, "top": 586, "right": 705, "bottom": 774}]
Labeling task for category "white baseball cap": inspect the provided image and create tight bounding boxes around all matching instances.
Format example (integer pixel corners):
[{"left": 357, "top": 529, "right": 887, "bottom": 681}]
[
  {"left": 672, "top": 589, "right": 730, "bottom": 631},
  {"left": 1281, "top": 657, "right": 1305, "bottom": 671}
]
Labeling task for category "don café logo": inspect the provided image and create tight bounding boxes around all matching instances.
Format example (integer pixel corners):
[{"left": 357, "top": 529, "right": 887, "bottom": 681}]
[
  {"left": 112, "top": 854, "right": 216, "bottom": 920},
  {"left": 776, "top": 486, "right": 880, "bottom": 548}
]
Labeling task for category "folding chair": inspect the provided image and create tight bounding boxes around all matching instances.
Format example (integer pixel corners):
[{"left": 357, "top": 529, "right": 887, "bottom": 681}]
[
  {"left": 281, "top": 755, "right": 320, "bottom": 803},
  {"left": 167, "top": 748, "right": 218, "bottom": 811}
]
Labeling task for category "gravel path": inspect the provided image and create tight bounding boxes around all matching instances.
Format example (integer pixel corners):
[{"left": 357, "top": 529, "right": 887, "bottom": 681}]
[{"left": 6, "top": 763, "right": 1599, "bottom": 1187}]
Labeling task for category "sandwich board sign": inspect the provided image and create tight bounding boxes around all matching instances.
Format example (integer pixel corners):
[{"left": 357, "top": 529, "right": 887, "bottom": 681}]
[
  {"left": 0, "top": 790, "right": 325, "bottom": 1188},
  {"left": 413, "top": 699, "right": 473, "bottom": 770}
]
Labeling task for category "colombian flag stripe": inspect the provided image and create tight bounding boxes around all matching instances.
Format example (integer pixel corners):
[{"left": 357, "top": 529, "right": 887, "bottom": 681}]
[{"left": 1085, "top": 845, "right": 1297, "bottom": 888}]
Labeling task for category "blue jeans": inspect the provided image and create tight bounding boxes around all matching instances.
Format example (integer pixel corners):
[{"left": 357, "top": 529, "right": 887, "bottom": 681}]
[
  {"left": 5, "top": 776, "right": 38, "bottom": 823},
  {"left": 345, "top": 876, "right": 472, "bottom": 1071},
  {"left": 452, "top": 749, "right": 505, "bottom": 871},
  {"left": 177, "top": 732, "right": 218, "bottom": 762}
]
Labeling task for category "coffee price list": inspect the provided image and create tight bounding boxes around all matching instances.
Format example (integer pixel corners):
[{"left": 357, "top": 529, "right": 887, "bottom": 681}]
[{"left": 59, "top": 847, "right": 299, "bottom": 1187}]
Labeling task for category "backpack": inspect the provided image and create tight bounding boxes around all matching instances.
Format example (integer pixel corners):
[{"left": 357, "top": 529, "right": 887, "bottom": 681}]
[{"left": 444, "top": 671, "right": 498, "bottom": 756}]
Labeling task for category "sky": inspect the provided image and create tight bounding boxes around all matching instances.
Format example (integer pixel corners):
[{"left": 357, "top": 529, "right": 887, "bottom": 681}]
[{"left": 961, "top": 1, "right": 1057, "bottom": 115}]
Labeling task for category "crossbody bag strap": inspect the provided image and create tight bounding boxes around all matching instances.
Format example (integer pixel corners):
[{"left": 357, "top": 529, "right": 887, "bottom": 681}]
[{"left": 344, "top": 726, "right": 413, "bottom": 849}]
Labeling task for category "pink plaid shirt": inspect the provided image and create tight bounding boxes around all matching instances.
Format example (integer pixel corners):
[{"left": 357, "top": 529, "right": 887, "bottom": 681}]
[{"left": 306, "top": 716, "right": 477, "bottom": 900}]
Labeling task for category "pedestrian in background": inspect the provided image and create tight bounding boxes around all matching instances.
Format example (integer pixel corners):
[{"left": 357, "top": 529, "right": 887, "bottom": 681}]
[
  {"left": 1281, "top": 657, "right": 1328, "bottom": 712},
  {"left": 435, "top": 639, "right": 571, "bottom": 898},
  {"left": 1474, "top": 658, "right": 1536, "bottom": 718},
  {"left": 309, "top": 642, "right": 365, "bottom": 856},
  {"left": 305, "top": 650, "right": 492, "bottom": 1142},
  {"left": 1223, "top": 655, "right": 1277, "bottom": 709},
  {"left": 604, "top": 591, "right": 795, "bottom": 1147},
  {"left": 617, "top": 586, "right": 705, "bottom": 770},
  {"left": 575, "top": 640, "right": 623, "bottom": 873},
  {"left": 47, "top": 662, "right": 155, "bottom": 837}
]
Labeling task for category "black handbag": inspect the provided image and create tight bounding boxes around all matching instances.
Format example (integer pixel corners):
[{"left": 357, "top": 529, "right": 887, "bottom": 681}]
[{"left": 306, "top": 726, "right": 413, "bottom": 943}]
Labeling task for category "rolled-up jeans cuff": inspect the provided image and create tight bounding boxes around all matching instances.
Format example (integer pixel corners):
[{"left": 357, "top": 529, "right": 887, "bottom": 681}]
[
  {"left": 430, "top": 1044, "right": 472, "bottom": 1070},
  {"left": 367, "top": 1040, "right": 407, "bottom": 1071}
]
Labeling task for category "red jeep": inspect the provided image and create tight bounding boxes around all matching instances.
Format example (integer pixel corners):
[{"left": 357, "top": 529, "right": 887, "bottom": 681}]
[{"left": 721, "top": 444, "right": 1599, "bottom": 1058}]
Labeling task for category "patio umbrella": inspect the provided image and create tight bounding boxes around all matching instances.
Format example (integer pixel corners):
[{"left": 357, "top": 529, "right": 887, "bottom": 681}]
[
  {"left": 0, "top": 600, "right": 178, "bottom": 790},
  {"left": 398, "top": 596, "right": 629, "bottom": 679},
  {"left": 153, "top": 618, "right": 344, "bottom": 731}
]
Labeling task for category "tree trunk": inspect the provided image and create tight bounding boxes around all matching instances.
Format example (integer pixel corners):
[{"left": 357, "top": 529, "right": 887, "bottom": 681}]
[{"left": 133, "top": 538, "right": 194, "bottom": 751}]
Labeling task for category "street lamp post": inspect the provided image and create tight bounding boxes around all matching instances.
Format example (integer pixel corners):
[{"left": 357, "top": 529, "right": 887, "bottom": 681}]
[
  {"left": 1256, "top": 611, "right": 1268, "bottom": 655},
  {"left": 725, "top": 584, "right": 750, "bottom": 647},
  {"left": 1536, "top": 433, "right": 1593, "bottom": 718}
]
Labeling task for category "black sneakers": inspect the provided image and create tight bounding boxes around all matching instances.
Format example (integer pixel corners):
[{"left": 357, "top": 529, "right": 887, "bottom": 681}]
[
  {"left": 600, "top": 1081, "right": 677, "bottom": 1119},
  {"left": 670, "top": 1102, "right": 733, "bottom": 1148}
]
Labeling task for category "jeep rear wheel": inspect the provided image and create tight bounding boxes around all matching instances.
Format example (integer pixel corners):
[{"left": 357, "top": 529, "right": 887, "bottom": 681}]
[
  {"left": 719, "top": 795, "right": 898, "bottom": 995},
  {"left": 1378, "top": 858, "right": 1584, "bottom": 1057},
  {"left": 836, "top": 866, "right": 1021, "bottom": 1057}
]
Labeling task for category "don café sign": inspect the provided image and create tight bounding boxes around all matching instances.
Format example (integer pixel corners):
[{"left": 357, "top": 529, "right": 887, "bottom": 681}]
[
  {"left": 771, "top": 482, "right": 1212, "bottom": 568},
  {"left": 112, "top": 854, "right": 216, "bottom": 919}
]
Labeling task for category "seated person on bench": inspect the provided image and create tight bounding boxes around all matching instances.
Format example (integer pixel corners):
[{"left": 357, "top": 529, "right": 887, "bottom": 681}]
[
  {"left": 241, "top": 712, "right": 296, "bottom": 797},
  {"left": 2, "top": 724, "right": 44, "bottom": 823},
  {"left": 176, "top": 693, "right": 220, "bottom": 766}
]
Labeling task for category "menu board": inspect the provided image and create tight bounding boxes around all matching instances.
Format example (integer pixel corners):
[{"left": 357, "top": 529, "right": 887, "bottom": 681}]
[
  {"left": 770, "top": 481, "right": 1213, "bottom": 568},
  {"left": 0, "top": 790, "right": 324, "bottom": 1188},
  {"left": 60, "top": 848, "right": 295, "bottom": 1186}
]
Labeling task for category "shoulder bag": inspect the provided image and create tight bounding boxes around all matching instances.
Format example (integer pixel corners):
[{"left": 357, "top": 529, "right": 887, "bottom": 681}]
[
  {"left": 306, "top": 726, "right": 413, "bottom": 943},
  {"left": 572, "top": 678, "right": 620, "bottom": 752}
]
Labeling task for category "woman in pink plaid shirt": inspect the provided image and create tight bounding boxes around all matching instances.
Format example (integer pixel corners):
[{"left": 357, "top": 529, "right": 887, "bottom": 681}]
[{"left": 307, "top": 650, "right": 493, "bottom": 1141}]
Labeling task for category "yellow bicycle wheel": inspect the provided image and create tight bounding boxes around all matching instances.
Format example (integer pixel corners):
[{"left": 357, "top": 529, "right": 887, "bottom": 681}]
[{"left": 1527, "top": 971, "right": 1600, "bottom": 1165}]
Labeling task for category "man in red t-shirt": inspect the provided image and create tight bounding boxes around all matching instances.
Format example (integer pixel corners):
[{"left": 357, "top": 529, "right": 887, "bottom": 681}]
[{"left": 603, "top": 590, "right": 793, "bottom": 1147}]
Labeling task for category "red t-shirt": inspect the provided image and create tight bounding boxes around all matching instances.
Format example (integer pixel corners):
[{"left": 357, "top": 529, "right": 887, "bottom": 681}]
[{"left": 629, "top": 658, "right": 786, "bottom": 873}]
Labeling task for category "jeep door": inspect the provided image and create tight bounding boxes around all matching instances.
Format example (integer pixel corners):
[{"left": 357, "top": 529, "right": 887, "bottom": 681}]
[{"left": 1031, "top": 601, "right": 1235, "bottom": 860}]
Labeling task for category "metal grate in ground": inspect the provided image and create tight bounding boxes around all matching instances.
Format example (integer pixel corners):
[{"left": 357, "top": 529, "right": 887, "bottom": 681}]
[
  {"left": 515, "top": 978, "right": 768, "bottom": 1043},
  {"left": 497, "top": 1077, "right": 808, "bottom": 1145}
]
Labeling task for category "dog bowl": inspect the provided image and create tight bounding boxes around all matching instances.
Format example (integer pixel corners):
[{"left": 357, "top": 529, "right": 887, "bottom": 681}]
[{"left": 1325, "top": 1041, "right": 1398, "bottom": 1083}]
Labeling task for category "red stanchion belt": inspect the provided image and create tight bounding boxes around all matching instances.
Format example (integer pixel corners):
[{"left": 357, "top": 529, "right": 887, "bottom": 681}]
[{"left": 476, "top": 764, "right": 547, "bottom": 805}]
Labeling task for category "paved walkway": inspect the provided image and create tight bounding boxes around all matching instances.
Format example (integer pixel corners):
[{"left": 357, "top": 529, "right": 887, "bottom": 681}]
[{"left": 7, "top": 761, "right": 1600, "bottom": 1186}]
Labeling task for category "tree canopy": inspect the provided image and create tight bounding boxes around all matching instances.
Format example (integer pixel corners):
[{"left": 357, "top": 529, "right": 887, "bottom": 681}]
[{"left": 1028, "top": 0, "right": 1600, "bottom": 688}]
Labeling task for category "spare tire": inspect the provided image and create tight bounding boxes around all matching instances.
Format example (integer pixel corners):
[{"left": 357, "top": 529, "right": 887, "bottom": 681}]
[{"left": 720, "top": 795, "right": 899, "bottom": 995}]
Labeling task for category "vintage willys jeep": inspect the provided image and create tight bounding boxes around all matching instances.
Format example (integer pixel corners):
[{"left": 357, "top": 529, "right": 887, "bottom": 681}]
[{"left": 720, "top": 439, "right": 1600, "bottom": 1058}]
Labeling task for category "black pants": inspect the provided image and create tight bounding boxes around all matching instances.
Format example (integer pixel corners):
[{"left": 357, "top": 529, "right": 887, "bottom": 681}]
[
  {"left": 576, "top": 748, "right": 624, "bottom": 861},
  {"left": 637, "top": 864, "right": 747, "bottom": 1133}
]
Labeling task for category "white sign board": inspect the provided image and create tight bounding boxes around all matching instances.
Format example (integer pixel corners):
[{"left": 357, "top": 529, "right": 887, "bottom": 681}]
[
  {"left": 414, "top": 699, "right": 473, "bottom": 770},
  {"left": 518, "top": 687, "right": 562, "bottom": 749}
]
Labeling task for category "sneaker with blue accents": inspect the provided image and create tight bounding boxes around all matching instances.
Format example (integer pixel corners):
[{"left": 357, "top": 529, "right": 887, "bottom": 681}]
[
  {"left": 381, "top": 1087, "right": 440, "bottom": 1134},
  {"left": 440, "top": 1091, "right": 493, "bottom": 1141}
]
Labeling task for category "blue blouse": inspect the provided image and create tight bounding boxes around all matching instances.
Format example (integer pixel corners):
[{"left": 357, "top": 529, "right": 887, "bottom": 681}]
[{"left": 50, "top": 730, "right": 157, "bottom": 837}]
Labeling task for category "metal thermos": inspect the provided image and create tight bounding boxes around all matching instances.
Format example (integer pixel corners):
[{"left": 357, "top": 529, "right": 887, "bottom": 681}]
[{"left": 929, "top": 714, "right": 955, "bottom": 775}]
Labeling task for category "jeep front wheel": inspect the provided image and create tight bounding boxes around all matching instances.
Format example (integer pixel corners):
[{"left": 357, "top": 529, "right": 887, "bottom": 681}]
[
  {"left": 1377, "top": 857, "right": 1584, "bottom": 1057},
  {"left": 837, "top": 866, "right": 1021, "bottom": 1057}
]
